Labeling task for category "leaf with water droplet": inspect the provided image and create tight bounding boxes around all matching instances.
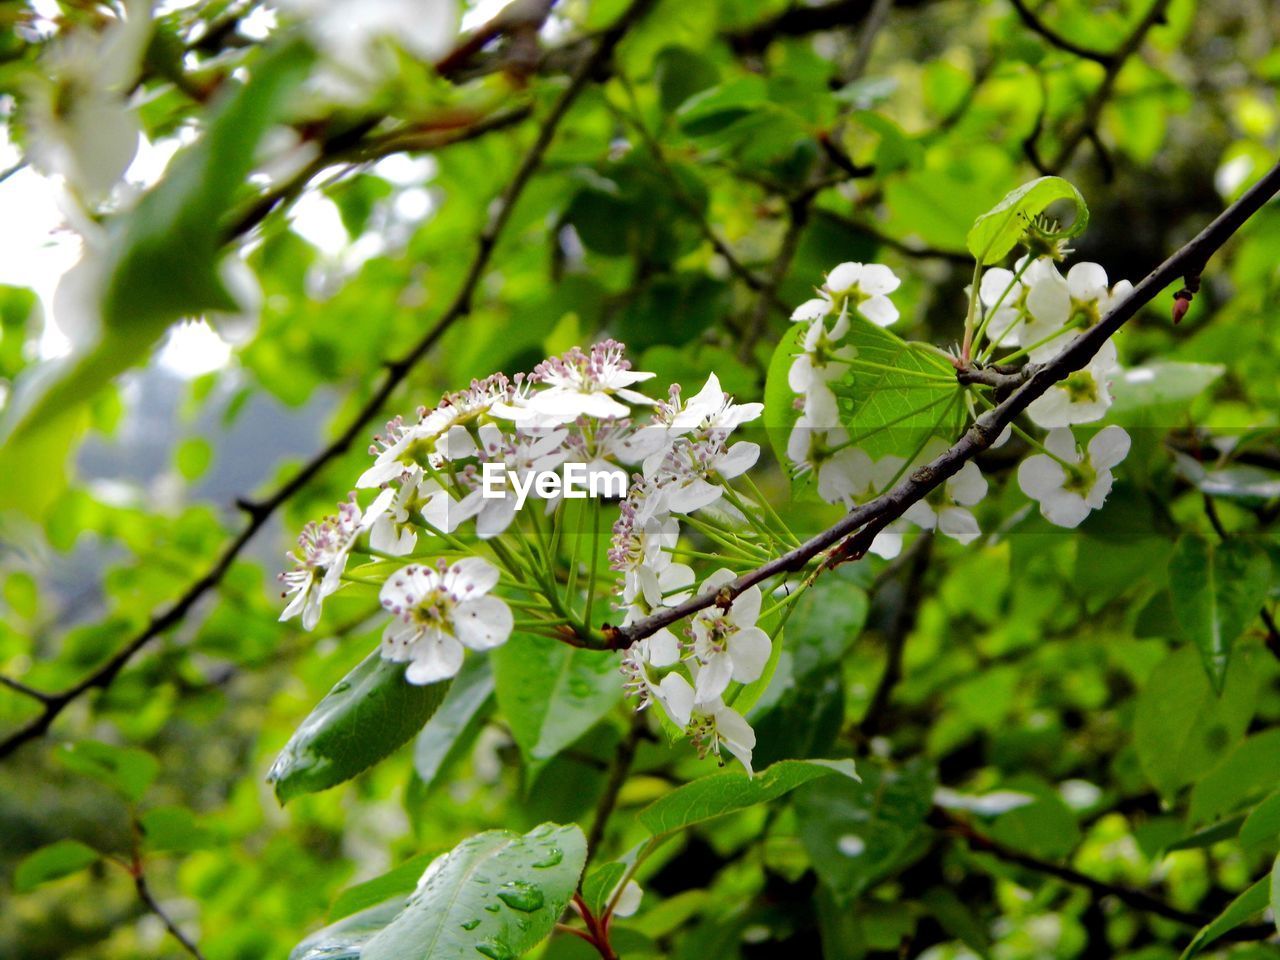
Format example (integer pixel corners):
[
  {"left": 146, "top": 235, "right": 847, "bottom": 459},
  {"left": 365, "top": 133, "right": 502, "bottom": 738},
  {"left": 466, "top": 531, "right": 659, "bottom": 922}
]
[
  {"left": 359, "top": 822, "right": 586, "bottom": 960},
  {"left": 268, "top": 651, "right": 451, "bottom": 804},
  {"left": 531, "top": 847, "right": 562, "bottom": 868},
  {"left": 496, "top": 881, "right": 544, "bottom": 912}
]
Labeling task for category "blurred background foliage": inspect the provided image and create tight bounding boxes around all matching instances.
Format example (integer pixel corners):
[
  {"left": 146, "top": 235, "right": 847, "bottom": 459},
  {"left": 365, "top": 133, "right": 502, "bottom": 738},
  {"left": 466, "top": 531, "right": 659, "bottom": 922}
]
[{"left": 1, "top": 0, "right": 1279, "bottom": 957}]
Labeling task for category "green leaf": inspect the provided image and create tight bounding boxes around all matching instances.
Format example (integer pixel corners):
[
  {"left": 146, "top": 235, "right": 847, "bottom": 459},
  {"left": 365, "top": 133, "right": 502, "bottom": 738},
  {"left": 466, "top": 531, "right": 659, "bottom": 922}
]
[
  {"left": 0, "top": 42, "right": 311, "bottom": 512},
  {"left": 1108, "top": 362, "right": 1224, "bottom": 424},
  {"left": 638, "top": 758, "right": 859, "bottom": 838},
  {"left": 1188, "top": 728, "right": 1280, "bottom": 826},
  {"left": 1168, "top": 535, "right": 1272, "bottom": 691},
  {"left": 58, "top": 740, "right": 159, "bottom": 803},
  {"left": 1180, "top": 875, "right": 1269, "bottom": 958},
  {"left": 1163, "top": 815, "right": 1247, "bottom": 855},
  {"left": 290, "top": 898, "right": 407, "bottom": 960},
  {"left": 267, "top": 651, "right": 452, "bottom": 804},
  {"left": 654, "top": 45, "right": 719, "bottom": 114},
  {"left": 966, "top": 176, "right": 1089, "bottom": 265},
  {"left": 360, "top": 823, "right": 586, "bottom": 960},
  {"left": 794, "top": 760, "right": 934, "bottom": 901},
  {"left": 1272, "top": 854, "right": 1280, "bottom": 937},
  {"left": 1240, "top": 789, "right": 1280, "bottom": 848},
  {"left": 14, "top": 840, "right": 100, "bottom": 893},
  {"left": 329, "top": 853, "right": 438, "bottom": 922},
  {"left": 139, "top": 805, "right": 220, "bottom": 853},
  {"left": 1133, "top": 646, "right": 1259, "bottom": 802},
  {"left": 491, "top": 634, "right": 621, "bottom": 766},
  {"left": 413, "top": 656, "right": 495, "bottom": 791},
  {"left": 580, "top": 861, "right": 628, "bottom": 918}
]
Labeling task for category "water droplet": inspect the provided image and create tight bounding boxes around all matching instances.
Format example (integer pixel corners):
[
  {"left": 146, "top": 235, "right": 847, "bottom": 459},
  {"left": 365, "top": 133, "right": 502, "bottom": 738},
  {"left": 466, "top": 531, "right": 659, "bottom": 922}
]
[
  {"left": 461, "top": 919, "right": 481, "bottom": 931},
  {"left": 475, "top": 938, "right": 514, "bottom": 960},
  {"left": 484, "top": 904, "right": 501, "bottom": 913},
  {"left": 496, "top": 880, "right": 544, "bottom": 912},
  {"left": 332, "top": 681, "right": 351, "bottom": 694},
  {"left": 532, "top": 847, "right": 563, "bottom": 868}
]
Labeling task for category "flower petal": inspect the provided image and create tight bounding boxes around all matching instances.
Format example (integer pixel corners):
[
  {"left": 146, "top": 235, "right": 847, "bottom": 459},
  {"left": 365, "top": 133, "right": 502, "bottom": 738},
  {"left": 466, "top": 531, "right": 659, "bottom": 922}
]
[{"left": 453, "top": 595, "right": 513, "bottom": 650}]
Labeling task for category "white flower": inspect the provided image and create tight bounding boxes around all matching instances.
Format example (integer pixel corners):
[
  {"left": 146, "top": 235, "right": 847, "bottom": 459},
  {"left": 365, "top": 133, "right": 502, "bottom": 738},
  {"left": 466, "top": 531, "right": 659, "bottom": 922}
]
[
  {"left": 648, "top": 437, "right": 759, "bottom": 514},
  {"left": 610, "top": 880, "right": 643, "bottom": 918},
  {"left": 901, "top": 456, "right": 987, "bottom": 545},
  {"left": 786, "top": 421, "right": 874, "bottom": 505},
  {"left": 689, "top": 570, "right": 771, "bottom": 703},
  {"left": 24, "top": 0, "right": 151, "bottom": 201},
  {"left": 279, "top": 490, "right": 392, "bottom": 630},
  {"left": 378, "top": 557, "right": 512, "bottom": 684},
  {"left": 455, "top": 424, "right": 569, "bottom": 538},
  {"left": 1019, "top": 262, "right": 1132, "bottom": 362},
  {"left": 648, "top": 672, "right": 757, "bottom": 774},
  {"left": 790, "top": 297, "right": 834, "bottom": 323},
  {"left": 1026, "top": 340, "right": 1119, "bottom": 428},
  {"left": 669, "top": 373, "right": 765, "bottom": 435},
  {"left": 789, "top": 306, "right": 859, "bottom": 393},
  {"left": 1018, "top": 426, "right": 1131, "bottom": 528},
  {"left": 368, "top": 467, "right": 468, "bottom": 556},
  {"left": 977, "top": 256, "right": 1059, "bottom": 347},
  {"left": 526, "top": 340, "right": 656, "bottom": 422},
  {"left": 824, "top": 262, "right": 901, "bottom": 327}
]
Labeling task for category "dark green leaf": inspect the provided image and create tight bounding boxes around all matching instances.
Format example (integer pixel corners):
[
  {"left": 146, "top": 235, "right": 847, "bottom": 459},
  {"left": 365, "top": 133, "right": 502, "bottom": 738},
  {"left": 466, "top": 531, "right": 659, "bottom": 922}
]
[
  {"left": 58, "top": 740, "right": 159, "bottom": 803},
  {"left": 1168, "top": 535, "right": 1271, "bottom": 691},
  {"left": 1189, "top": 728, "right": 1280, "bottom": 826},
  {"left": 413, "top": 656, "right": 495, "bottom": 791},
  {"left": 1181, "top": 875, "right": 1268, "bottom": 958},
  {"left": 268, "top": 651, "right": 452, "bottom": 804}
]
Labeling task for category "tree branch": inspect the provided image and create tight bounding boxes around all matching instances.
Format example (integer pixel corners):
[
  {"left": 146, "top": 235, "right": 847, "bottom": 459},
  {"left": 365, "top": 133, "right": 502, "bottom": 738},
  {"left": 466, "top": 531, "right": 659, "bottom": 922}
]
[
  {"left": 585, "top": 718, "right": 643, "bottom": 862},
  {"left": 858, "top": 534, "right": 930, "bottom": 739},
  {"left": 134, "top": 871, "right": 207, "bottom": 960},
  {"left": 0, "top": 0, "right": 656, "bottom": 760},
  {"left": 604, "top": 158, "right": 1280, "bottom": 649},
  {"left": 1006, "top": 0, "right": 1116, "bottom": 66}
]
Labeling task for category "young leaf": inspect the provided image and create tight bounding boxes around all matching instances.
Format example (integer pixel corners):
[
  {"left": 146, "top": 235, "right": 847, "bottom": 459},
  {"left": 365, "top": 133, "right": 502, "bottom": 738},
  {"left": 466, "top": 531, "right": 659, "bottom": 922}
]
[
  {"left": 1168, "top": 535, "right": 1272, "bottom": 691},
  {"left": 57, "top": 740, "right": 159, "bottom": 803},
  {"left": 966, "top": 176, "right": 1088, "bottom": 265},
  {"left": 1240, "top": 789, "right": 1280, "bottom": 848},
  {"left": 491, "top": 634, "right": 621, "bottom": 767},
  {"left": 1180, "top": 875, "right": 1269, "bottom": 958},
  {"left": 268, "top": 651, "right": 451, "bottom": 804},
  {"left": 638, "top": 758, "right": 859, "bottom": 838},
  {"left": 360, "top": 823, "right": 587, "bottom": 960},
  {"left": 14, "top": 840, "right": 100, "bottom": 893}
]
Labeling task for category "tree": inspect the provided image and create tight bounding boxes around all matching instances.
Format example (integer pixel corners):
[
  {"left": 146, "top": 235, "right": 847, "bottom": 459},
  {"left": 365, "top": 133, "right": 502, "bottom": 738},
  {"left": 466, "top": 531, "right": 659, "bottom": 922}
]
[{"left": 1, "top": 1, "right": 1279, "bottom": 958}]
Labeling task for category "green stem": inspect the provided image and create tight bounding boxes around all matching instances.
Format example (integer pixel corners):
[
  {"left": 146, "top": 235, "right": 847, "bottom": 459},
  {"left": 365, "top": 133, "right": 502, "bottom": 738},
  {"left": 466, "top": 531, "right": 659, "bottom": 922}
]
[
  {"left": 960, "top": 258, "right": 983, "bottom": 363},
  {"left": 971, "top": 256, "right": 1031, "bottom": 350}
]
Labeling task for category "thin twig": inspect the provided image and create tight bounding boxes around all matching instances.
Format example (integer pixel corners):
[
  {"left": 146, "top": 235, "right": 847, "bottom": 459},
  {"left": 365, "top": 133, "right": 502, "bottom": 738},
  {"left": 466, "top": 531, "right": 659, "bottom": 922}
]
[
  {"left": 0, "top": 0, "right": 656, "bottom": 760},
  {"left": 134, "top": 871, "right": 207, "bottom": 960},
  {"left": 585, "top": 719, "right": 643, "bottom": 862},
  {"left": 604, "top": 157, "right": 1280, "bottom": 649},
  {"left": 1007, "top": 0, "right": 1116, "bottom": 66},
  {"left": 858, "top": 534, "right": 930, "bottom": 738}
]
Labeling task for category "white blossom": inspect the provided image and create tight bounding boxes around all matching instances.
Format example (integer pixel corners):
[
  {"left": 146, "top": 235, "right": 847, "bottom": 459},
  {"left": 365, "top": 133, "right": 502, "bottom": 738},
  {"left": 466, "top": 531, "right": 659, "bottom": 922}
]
[
  {"left": 378, "top": 557, "right": 512, "bottom": 684},
  {"left": 279, "top": 489, "right": 393, "bottom": 630},
  {"left": 824, "top": 261, "right": 901, "bottom": 327},
  {"left": 526, "top": 340, "right": 656, "bottom": 422},
  {"left": 1026, "top": 340, "right": 1119, "bottom": 428},
  {"left": 788, "top": 306, "right": 858, "bottom": 394},
  {"left": 901, "top": 455, "right": 988, "bottom": 545},
  {"left": 1018, "top": 426, "right": 1131, "bottom": 528},
  {"left": 689, "top": 570, "right": 771, "bottom": 703}
]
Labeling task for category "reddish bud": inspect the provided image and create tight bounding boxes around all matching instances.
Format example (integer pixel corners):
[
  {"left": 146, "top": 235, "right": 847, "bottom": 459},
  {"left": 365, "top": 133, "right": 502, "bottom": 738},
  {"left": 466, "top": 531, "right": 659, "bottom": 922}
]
[{"left": 1172, "top": 295, "right": 1191, "bottom": 325}]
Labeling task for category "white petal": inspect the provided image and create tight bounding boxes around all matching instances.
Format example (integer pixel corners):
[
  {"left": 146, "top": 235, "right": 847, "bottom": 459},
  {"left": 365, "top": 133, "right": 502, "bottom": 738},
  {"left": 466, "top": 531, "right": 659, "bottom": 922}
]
[
  {"left": 475, "top": 497, "right": 518, "bottom": 538},
  {"left": 1087, "top": 425, "right": 1131, "bottom": 471},
  {"left": 729, "top": 627, "right": 771, "bottom": 683},
  {"left": 713, "top": 706, "right": 756, "bottom": 775},
  {"left": 979, "top": 268, "right": 1017, "bottom": 307},
  {"left": 694, "top": 652, "right": 734, "bottom": 703},
  {"left": 730, "top": 584, "right": 762, "bottom": 626},
  {"left": 937, "top": 506, "right": 980, "bottom": 544},
  {"left": 642, "top": 629, "right": 681, "bottom": 667},
  {"left": 611, "top": 880, "right": 643, "bottom": 918},
  {"left": 947, "top": 461, "right": 988, "bottom": 506},
  {"left": 449, "top": 557, "right": 500, "bottom": 595},
  {"left": 857, "top": 295, "right": 899, "bottom": 327},
  {"left": 405, "top": 635, "right": 464, "bottom": 684},
  {"left": 903, "top": 500, "right": 937, "bottom": 530},
  {"left": 1044, "top": 427, "right": 1080, "bottom": 462},
  {"left": 1026, "top": 275, "right": 1070, "bottom": 326},
  {"left": 1018, "top": 455, "right": 1066, "bottom": 500},
  {"left": 657, "top": 673, "right": 694, "bottom": 727},
  {"left": 1067, "top": 262, "right": 1108, "bottom": 301},
  {"left": 716, "top": 441, "right": 760, "bottom": 479},
  {"left": 825, "top": 262, "right": 862, "bottom": 293},
  {"left": 1042, "top": 492, "right": 1091, "bottom": 528},
  {"left": 791, "top": 297, "right": 832, "bottom": 322},
  {"left": 453, "top": 595, "right": 513, "bottom": 650},
  {"left": 858, "top": 264, "right": 901, "bottom": 296}
]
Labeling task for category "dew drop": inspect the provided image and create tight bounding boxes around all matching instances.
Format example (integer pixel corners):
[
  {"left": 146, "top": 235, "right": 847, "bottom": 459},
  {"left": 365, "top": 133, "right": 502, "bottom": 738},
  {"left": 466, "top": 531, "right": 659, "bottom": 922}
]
[
  {"left": 475, "top": 938, "right": 515, "bottom": 960},
  {"left": 531, "top": 847, "right": 563, "bottom": 868},
  {"left": 484, "top": 904, "right": 501, "bottom": 913},
  {"left": 496, "top": 880, "right": 544, "bottom": 913},
  {"left": 461, "top": 919, "right": 481, "bottom": 931}
]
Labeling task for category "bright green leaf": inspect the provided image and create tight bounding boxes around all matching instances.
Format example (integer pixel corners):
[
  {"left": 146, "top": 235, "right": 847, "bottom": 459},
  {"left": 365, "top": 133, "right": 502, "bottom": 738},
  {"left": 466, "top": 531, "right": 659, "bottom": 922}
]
[
  {"left": 58, "top": 740, "right": 159, "bottom": 803},
  {"left": 966, "top": 176, "right": 1088, "bottom": 265},
  {"left": 14, "top": 840, "right": 100, "bottom": 893},
  {"left": 1240, "top": 789, "right": 1280, "bottom": 848},
  {"left": 329, "top": 853, "right": 439, "bottom": 922},
  {"left": 1181, "top": 875, "right": 1269, "bottom": 958}
]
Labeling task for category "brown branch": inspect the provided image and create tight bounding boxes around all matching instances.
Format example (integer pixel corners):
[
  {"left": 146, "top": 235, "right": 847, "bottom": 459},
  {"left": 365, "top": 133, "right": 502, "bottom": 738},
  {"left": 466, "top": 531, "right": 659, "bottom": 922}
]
[
  {"left": 725, "top": 0, "right": 932, "bottom": 56},
  {"left": 585, "top": 719, "right": 643, "bottom": 862},
  {"left": 0, "top": 0, "right": 656, "bottom": 760},
  {"left": 604, "top": 158, "right": 1280, "bottom": 649},
  {"left": 1006, "top": 0, "right": 1116, "bottom": 66},
  {"left": 1047, "top": 0, "right": 1172, "bottom": 172},
  {"left": 134, "top": 871, "right": 207, "bottom": 960},
  {"left": 858, "top": 534, "right": 930, "bottom": 739},
  {"left": 741, "top": 191, "right": 814, "bottom": 360}
]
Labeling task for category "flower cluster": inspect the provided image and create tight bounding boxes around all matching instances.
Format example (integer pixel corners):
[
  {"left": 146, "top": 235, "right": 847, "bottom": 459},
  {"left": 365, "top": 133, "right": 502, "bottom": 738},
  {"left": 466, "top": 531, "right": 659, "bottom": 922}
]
[{"left": 611, "top": 376, "right": 769, "bottom": 772}]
